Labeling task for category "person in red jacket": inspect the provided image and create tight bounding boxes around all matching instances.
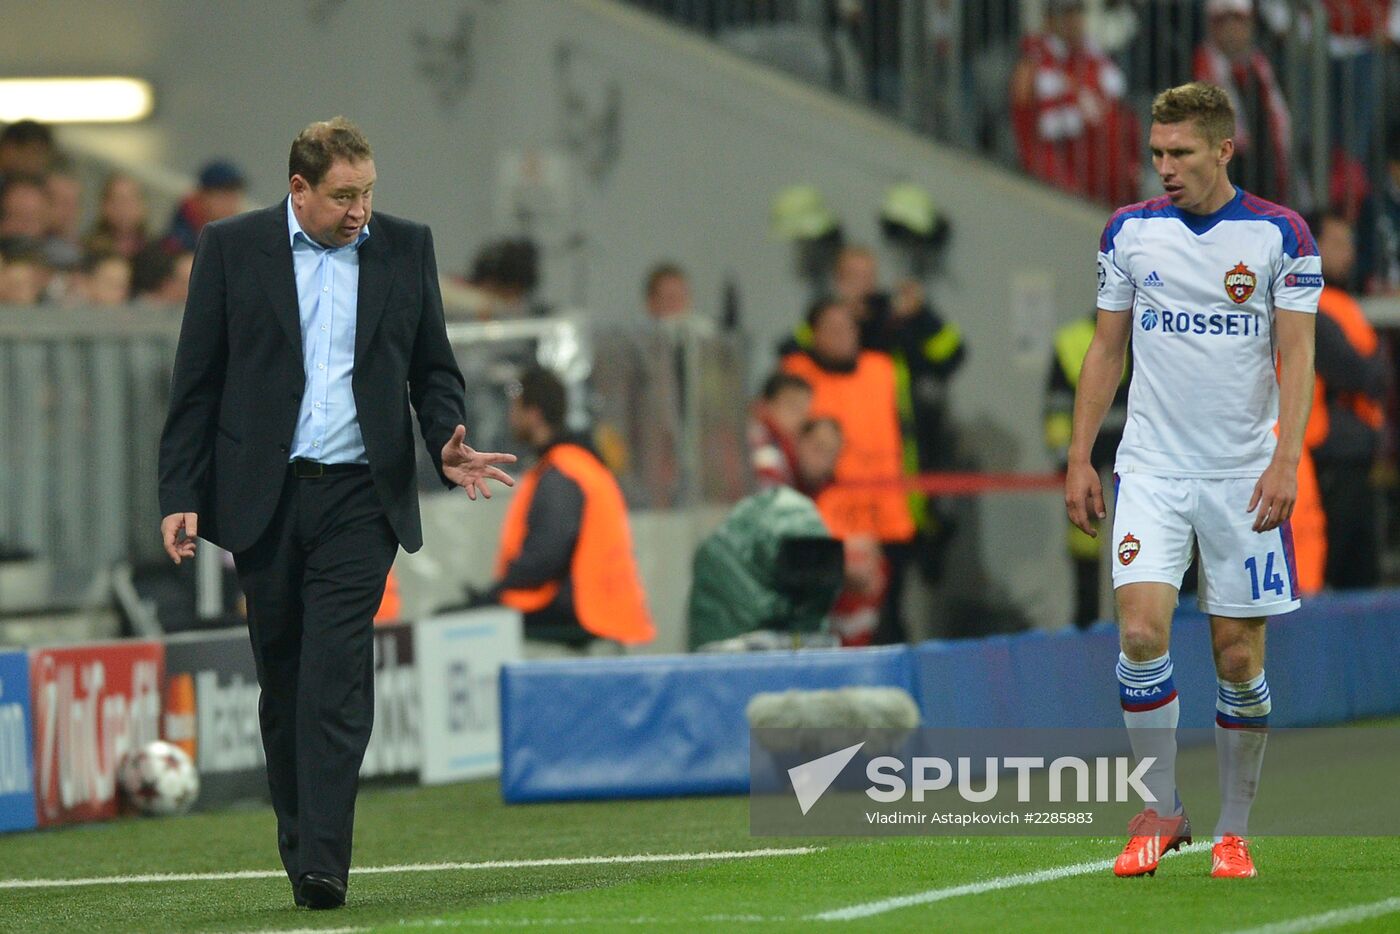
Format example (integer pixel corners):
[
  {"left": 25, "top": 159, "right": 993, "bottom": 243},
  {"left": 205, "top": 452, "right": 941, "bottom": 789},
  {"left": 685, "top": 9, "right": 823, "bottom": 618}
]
[
  {"left": 1010, "top": 0, "right": 1141, "bottom": 205},
  {"left": 1194, "top": 0, "right": 1293, "bottom": 203},
  {"left": 749, "top": 371, "right": 812, "bottom": 491}
]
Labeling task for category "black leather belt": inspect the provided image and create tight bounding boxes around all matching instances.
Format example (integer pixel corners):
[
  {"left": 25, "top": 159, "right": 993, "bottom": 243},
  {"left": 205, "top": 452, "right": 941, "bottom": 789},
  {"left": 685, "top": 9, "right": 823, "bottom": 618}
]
[{"left": 289, "top": 459, "right": 368, "bottom": 478}]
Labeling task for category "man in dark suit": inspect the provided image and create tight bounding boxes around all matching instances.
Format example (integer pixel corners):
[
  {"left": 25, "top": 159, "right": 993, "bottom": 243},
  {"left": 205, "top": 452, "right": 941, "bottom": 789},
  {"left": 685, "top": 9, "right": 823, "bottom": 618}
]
[{"left": 157, "top": 117, "right": 514, "bottom": 910}]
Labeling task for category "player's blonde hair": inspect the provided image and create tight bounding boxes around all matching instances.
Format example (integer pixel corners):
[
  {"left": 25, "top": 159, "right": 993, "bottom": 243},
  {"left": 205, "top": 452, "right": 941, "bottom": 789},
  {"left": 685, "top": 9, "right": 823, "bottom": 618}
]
[{"left": 1150, "top": 82, "right": 1235, "bottom": 146}]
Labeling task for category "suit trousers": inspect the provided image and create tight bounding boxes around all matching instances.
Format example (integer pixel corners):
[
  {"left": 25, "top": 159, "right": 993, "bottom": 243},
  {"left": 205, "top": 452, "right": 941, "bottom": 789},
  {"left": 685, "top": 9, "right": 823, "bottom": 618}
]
[{"left": 234, "top": 467, "right": 398, "bottom": 886}]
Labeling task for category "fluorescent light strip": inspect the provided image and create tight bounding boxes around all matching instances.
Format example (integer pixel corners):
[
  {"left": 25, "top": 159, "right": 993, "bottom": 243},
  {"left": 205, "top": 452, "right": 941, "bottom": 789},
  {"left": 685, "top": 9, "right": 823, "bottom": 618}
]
[{"left": 0, "top": 77, "right": 153, "bottom": 123}]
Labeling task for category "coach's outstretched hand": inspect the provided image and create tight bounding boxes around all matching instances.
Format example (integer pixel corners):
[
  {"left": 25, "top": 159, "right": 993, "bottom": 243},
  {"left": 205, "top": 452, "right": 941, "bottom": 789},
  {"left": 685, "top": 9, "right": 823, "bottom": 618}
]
[
  {"left": 1248, "top": 459, "right": 1296, "bottom": 533},
  {"left": 1065, "top": 459, "right": 1106, "bottom": 537},
  {"left": 161, "top": 512, "right": 199, "bottom": 565},
  {"left": 441, "top": 425, "right": 517, "bottom": 501}
]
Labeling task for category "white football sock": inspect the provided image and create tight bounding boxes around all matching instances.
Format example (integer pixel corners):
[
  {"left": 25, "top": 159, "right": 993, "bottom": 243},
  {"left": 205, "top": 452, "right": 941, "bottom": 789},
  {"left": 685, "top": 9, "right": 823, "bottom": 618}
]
[
  {"left": 1214, "top": 671, "right": 1270, "bottom": 840},
  {"left": 1117, "top": 651, "right": 1181, "bottom": 816}
]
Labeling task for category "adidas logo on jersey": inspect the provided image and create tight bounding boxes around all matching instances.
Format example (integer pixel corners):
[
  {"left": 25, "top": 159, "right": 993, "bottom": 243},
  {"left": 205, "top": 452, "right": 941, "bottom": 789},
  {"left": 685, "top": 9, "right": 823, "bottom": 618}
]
[{"left": 1143, "top": 271, "right": 1165, "bottom": 287}]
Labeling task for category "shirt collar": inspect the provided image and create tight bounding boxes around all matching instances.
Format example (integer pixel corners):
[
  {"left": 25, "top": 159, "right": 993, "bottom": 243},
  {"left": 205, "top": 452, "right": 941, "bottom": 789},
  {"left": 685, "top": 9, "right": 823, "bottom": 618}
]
[{"left": 285, "top": 195, "right": 370, "bottom": 251}]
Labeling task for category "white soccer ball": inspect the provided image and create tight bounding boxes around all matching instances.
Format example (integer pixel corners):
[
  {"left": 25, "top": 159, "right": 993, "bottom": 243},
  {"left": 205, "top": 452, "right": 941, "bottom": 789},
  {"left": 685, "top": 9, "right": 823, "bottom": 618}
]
[{"left": 118, "top": 740, "right": 200, "bottom": 816}]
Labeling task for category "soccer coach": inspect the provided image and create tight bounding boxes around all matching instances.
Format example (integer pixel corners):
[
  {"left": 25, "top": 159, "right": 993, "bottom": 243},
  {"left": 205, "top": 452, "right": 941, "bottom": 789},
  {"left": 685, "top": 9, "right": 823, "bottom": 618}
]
[{"left": 157, "top": 117, "right": 515, "bottom": 910}]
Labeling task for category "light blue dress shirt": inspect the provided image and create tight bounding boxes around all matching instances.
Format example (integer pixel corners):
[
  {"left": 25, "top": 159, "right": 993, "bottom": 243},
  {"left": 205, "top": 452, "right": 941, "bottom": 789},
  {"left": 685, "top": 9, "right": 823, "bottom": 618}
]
[{"left": 286, "top": 197, "right": 371, "bottom": 464}]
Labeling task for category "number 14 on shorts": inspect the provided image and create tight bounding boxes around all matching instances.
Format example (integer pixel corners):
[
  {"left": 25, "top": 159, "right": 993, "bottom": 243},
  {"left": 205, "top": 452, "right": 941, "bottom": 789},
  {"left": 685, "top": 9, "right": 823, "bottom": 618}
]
[{"left": 1244, "top": 553, "right": 1285, "bottom": 600}]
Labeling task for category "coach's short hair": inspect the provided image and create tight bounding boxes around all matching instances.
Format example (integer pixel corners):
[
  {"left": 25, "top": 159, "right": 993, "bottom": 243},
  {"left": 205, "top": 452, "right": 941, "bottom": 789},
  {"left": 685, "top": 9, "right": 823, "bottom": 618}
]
[
  {"left": 1151, "top": 82, "right": 1235, "bottom": 146},
  {"left": 288, "top": 117, "right": 373, "bottom": 186}
]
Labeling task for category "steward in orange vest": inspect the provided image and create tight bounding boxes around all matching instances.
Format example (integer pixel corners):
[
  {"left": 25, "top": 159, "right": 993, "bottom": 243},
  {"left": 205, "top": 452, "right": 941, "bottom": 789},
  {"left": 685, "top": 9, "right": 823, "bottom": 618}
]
[
  {"left": 780, "top": 246, "right": 967, "bottom": 582},
  {"left": 490, "top": 367, "right": 654, "bottom": 646},
  {"left": 373, "top": 568, "right": 401, "bottom": 624},
  {"left": 1308, "top": 214, "right": 1388, "bottom": 589},
  {"left": 780, "top": 302, "right": 915, "bottom": 545}
]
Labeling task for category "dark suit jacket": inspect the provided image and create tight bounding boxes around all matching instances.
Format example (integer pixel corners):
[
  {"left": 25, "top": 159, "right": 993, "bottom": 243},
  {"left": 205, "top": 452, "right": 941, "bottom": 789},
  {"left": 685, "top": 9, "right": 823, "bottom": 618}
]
[{"left": 158, "top": 199, "right": 466, "bottom": 554}]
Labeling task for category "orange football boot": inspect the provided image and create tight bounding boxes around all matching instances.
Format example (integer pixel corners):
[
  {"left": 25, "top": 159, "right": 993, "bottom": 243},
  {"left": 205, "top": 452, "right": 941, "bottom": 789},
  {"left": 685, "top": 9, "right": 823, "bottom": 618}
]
[
  {"left": 1210, "top": 835, "right": 1257, "bottom": 878},
  {"left": 1113, "top": 809, "right": 1192, "bottom": 877}
]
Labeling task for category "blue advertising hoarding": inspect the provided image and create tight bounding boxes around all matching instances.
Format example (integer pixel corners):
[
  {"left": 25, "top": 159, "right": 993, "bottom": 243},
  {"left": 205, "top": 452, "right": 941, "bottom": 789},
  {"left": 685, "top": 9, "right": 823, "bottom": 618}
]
[{"left": 0, "top": 649, "right": 37, "bottom": 832}]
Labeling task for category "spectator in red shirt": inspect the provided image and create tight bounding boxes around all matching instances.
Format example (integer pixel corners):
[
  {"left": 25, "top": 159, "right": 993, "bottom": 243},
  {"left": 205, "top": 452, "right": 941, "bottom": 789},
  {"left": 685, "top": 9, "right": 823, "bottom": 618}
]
[
  {"left": 1194, "top": 0, "right": 1293, "bottom": 203},
  {"left": 1010, "top": 0, "right": 1141, "bottom": 205},
  {"left": 793, "top": 415, "right": 843, "bottom": 500},
  {"left": 749, "top": 372, "right": 812, "bottom": 491},
  {"left": 1323, "top": 0, "right": 1392, "bottom": 159},
  {"left": 164, "top": 160, "right": 247, "bottom": 253}
]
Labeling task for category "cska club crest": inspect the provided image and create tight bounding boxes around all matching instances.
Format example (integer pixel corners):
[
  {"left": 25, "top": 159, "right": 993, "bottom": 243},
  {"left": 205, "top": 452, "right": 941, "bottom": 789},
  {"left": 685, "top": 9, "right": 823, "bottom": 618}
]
[
  {"left": 1117, "top": 533, "right": 1141, "bottom": 566},
  {"left": 1224, "top": 262, "right": 1257, "bottom": 304}
]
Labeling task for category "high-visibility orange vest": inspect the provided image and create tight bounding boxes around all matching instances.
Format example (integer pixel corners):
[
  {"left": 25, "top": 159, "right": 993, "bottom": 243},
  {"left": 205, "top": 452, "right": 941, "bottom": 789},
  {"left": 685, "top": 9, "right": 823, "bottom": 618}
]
[
  {"left": 1292, "top": 445, "right": 1326, "bottom": 595},
  {"left": 1316, "top": 285, "right": 1385, "bottom": 433},
  {"left": 781, "top": 350, "right": 916, "bottom": 543},
  {"left": 1303, "top": 379, "right": 1329, "bottom": 451},
  {"left": 495, "top": 443, "right": 655, "bottom": 645},
  {"left": 1277, "top": 361, "right": 1326, "bottom": 595},
  {"left": 373, "top": 569, "right": 401, "bottom": 624}
]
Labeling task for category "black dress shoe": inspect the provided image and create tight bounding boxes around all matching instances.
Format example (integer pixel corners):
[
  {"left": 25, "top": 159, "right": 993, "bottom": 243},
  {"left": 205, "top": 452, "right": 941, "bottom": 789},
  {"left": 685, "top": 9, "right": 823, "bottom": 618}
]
[{"left": 296, "top": 872, "right": 346, "bottom": 910}]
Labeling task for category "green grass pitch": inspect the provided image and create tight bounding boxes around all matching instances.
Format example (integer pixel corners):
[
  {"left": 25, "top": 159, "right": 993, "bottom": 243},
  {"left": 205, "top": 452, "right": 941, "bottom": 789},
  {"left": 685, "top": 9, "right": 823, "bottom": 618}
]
[{"left": 1, "top": 738, "right": 1397, "bottom": 932}]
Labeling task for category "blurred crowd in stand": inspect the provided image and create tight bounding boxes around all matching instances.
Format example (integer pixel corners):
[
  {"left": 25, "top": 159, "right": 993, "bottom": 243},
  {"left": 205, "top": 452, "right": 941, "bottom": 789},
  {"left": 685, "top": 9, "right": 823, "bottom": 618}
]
[
  {"left": 634, "top": 0, "right": 1400, "bottom": 296},
  {"left": 0, "top": 118, "right": 242, "bottom": 310}
]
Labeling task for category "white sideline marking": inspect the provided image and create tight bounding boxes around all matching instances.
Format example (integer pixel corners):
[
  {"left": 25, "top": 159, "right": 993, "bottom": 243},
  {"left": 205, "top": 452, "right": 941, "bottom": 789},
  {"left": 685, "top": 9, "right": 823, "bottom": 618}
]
[
  {"left": 0, "top": 846, "right": 821, "bottom": 891},
  {"left": 391, "top": 917, "right": 783, "bottom": 929},
  {"left": 809, "top": 843, "right": 1206, "bottom": 921},
  {"left": 236, "top": 844, "right": 1217, "bottom": 930},
  {"left": 1226, "top": 896, "right": 1400, "bottom": 934}
]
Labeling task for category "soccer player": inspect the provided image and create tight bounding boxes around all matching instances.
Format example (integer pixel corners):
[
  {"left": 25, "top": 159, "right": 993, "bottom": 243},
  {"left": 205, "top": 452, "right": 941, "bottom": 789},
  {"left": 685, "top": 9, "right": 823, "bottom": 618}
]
[{"left": 1065, "top": 82, "right": 1319, "bottom": 879}]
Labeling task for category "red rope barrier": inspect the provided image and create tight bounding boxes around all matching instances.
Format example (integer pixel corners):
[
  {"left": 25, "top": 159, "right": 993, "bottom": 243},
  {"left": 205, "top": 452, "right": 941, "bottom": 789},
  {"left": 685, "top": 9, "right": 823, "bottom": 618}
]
[{"left": 833, "top": 472, "right": 1065, "bottom": 496}]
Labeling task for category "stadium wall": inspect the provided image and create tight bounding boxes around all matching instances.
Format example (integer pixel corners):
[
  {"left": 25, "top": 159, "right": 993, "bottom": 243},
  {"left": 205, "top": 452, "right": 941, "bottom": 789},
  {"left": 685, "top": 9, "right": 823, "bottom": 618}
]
[
  {"left": 8, "top": 0, "right": 1105, "bottom": 631},
  {"left": 500, "top": 591, "right": 1400, "bottom": 802}
]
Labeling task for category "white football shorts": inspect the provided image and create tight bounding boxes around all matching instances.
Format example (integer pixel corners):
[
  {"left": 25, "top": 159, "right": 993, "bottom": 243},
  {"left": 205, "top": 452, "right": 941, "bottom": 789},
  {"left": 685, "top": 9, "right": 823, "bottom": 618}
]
[{"left": 1110, "top": 472, "right": 1301, "bottom": 617}]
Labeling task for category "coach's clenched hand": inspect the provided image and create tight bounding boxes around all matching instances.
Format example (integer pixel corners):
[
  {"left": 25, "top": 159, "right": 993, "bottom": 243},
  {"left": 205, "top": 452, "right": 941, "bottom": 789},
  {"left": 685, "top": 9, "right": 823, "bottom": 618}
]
[{"left": 161, "top": 512, "right": 199, "bottom": 564}]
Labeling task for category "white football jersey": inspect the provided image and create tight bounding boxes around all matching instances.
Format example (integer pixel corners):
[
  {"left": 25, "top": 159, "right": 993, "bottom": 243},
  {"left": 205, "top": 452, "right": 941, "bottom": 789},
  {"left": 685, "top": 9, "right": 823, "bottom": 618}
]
[{"left": 1096, "top": 188, "right": 1321, "bottom": 478}]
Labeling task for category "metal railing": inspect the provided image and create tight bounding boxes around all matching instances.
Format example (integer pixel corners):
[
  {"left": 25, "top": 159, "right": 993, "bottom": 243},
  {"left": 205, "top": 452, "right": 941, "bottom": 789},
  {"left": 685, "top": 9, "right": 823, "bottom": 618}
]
[
  {"left": 0, "top": 308, "right": 181, "bottom": 605},
  {"left": 453, "top": 312, "right": 751, "bottom": 508},
  {"left": 0, "top": 306, "right": 748, "bottom": 611}
]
